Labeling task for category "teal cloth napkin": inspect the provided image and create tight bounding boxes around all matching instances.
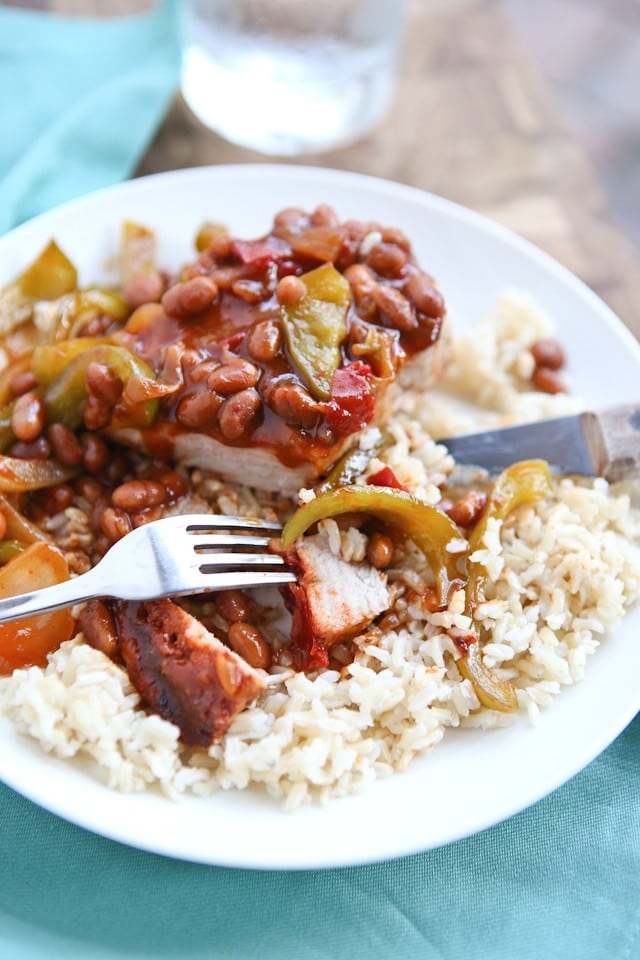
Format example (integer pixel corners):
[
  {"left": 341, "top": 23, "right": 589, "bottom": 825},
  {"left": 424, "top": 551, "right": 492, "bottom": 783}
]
[
  {"left": 1, "top": 4, "right": 639, "bottom": 959},
  {"left": 0, "top": 1, "right": 180, "bottom": 232}
]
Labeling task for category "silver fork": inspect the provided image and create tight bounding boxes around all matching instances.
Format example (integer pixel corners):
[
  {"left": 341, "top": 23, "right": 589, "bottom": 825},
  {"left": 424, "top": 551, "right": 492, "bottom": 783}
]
[{"left": 0, "top": 514, "right": 296, "bottom": 624}]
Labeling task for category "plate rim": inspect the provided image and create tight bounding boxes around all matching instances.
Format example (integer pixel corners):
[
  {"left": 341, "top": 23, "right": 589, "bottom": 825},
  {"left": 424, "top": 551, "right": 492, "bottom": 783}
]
[{"left": 0, "top": 162, "right": 639, "bottom": 870}]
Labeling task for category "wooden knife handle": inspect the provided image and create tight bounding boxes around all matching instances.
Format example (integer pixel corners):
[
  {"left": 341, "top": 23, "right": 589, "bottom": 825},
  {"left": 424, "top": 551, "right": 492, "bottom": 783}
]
[{"left": 598, "top": 404, "right": 640, "bottom": 481}]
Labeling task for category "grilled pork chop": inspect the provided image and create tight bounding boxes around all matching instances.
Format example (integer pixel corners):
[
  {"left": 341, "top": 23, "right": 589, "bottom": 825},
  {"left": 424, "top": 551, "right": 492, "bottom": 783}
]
[{"left": 110, "top": 207, "right": 448, "bottom": 494}]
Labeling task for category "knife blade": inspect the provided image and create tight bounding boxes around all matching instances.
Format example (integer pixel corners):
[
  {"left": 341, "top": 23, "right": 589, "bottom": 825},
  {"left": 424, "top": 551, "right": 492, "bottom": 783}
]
[{"left": 438, "top": 404, "right": 640, "bottom": 481}]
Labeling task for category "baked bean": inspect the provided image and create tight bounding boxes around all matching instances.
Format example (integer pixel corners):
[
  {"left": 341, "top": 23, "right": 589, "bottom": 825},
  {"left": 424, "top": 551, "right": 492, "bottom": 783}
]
[
  {"left": 344, "top": 263, "right": 377, "bottom": 302},
  {"left": 86, "top": 362, "right": 123, "bottom": 406},
  {"left": 330, "top": 641, "right": 355, "bottom": 667},
  {"left": 366, "top": 531, "right": 394, "bottom": 569},
  {"left": 189, "top": 360, "right": 219, "bottom": 383},
  {"left": 176, "top": 391, "right": 222, "bottom": 429},
  {"left": 79, "top": 600, "right": 120, "bottom": 660},
  {"left": 207, "top": 359, "right": 260, "bottom": 395},
  {"left": 9, "top": 437, "right": 50, "bottom": 459},
  {"left": 372, "top": 285, "right": 418, "bottom": 332},
  {"left": 101, "top": 450, "right": 129, "bottom": 485},
  {"left": 246, "top": 319, "right": 282, "bottom": 362},
  {"left": 206, "top": 233, "right": 233, "bottom": 259},
  {"left": 532, "top": 366, "right": 565, "bottom": 394},
  {"left": 275, "top": 274, "right": 306, "bottom": 305},
  {"left": 446, "top": 490, "right": 487, "bottom": 528},
  {"left": 265, "top": 377, "right": 321, "bottom": 429},
  {"left": 380, "top": 226, "right": 412, "bottom": 251},
  {"left": 82, "top": 395, "right": 112, "bottom": 431},
  {"left": 365, "top": 242, "right": 407, "bottom": 278},
  {"left": 531, "top": 338, "right": 565, "bottom": 371},
  {"left": 131, "top": 505, "right": 162, "bottom": 528},
  {"left": 124, "top": 271, "right": 164, "bottom": 308},
  {"left": 218, "top": 388, "right": 262, "bottom": 440},
  {"left": 405, "top": 272, "right": 445, "bottom": 318},
  {"left": 215, "top": 589, "right": 252, "bottom": 624},
  {"left": 344, "top": 219, "right": 368, "bottom": 244},
  {"left": 112, "top": 479, "right": 168, "bottom": 513},
  {"left": 311, "top": 204, "right": 340, "bottom": 227},
  {"left": 160, "top": 470, "right": 188, "bottom": 500},
  {"left": 11, "top": 391, "right": 45, "bottom": 442},
  {"left": 100, "top": 506, "right": 132, "bottom": 542},
  {"left": 231, "top": 278, "right": 266, "bottom": 304},
  {"left": 47, "top": 423, "right": 83, "bottom": 466},
  {"left": 81, "top": 433, "right": 109, "bottom": 473},
  {"left": 161, "top": 275, "right": 218, "bottom": 318},
  {"left": 9, "top": 369, "right": 38, "bottom": 398},
  {"left": 273, "top": 207, "right": 307, "bottom": 232},
  {"left": 40, "top": 483, "right": 75, "bottom": 516},
  {"left": 226, "top": 622, "right": 272, "bottom": 670},
  {"left": 335, "top": 220, "right": 368, "bottom": 269},
  {"left": 75, "top": 476, "right": 104, "bottom": 504}
]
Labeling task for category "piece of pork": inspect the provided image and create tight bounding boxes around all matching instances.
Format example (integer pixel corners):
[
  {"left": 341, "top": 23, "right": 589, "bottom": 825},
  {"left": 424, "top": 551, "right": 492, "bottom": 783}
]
[
  {"left": 106, "top": 209, "right": 451, "bottom": 496},
  {"left": 284, "top": 532, "right": 391, "bottom": 670},
  {"left": 81, "top": 598, "right": 265, "bottom": 746}
]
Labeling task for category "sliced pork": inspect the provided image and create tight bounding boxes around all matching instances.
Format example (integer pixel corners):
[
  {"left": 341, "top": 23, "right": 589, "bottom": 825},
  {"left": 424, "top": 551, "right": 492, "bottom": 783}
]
[
  {"left": 82, "top": 598, "right": 266, "bottom": 746},
  {"left": 284, "top": 532, "right": 391, "bottom": 670}
]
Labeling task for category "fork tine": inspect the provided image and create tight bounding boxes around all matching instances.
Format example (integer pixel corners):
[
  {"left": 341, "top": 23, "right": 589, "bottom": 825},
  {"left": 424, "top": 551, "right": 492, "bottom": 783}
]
[
  {"left": 194, "top": 570, "right": 296, "bottom": 591},
  {"left": 190, "top": 533, "right": 273, "bottom": 551},
  {"left": 198, "top": 553, "right": 290, "bottom": 570},
  {"left": 183, "top": 515, "right": 283, "bottom": 533}
]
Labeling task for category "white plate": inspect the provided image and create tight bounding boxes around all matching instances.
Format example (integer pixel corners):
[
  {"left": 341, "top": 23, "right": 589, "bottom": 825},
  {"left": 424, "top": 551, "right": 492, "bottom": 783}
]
[{"left": 0, "top": 165, "right": 639, "bottom": 870}]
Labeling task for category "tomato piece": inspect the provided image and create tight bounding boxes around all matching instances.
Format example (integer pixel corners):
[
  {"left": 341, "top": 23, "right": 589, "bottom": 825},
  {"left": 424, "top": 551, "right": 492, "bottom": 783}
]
[
  {"left": 0, "top": 542, "right": 75, "bottom": 674},
  {"left": 325, "top": 362, "right": 375, "bottom": 435},
  {"left": 366, "top": 466, "right": 406, "bottom": 491},
  {"left": 231, "top": 236, "right": 291, "bottom": 267}
]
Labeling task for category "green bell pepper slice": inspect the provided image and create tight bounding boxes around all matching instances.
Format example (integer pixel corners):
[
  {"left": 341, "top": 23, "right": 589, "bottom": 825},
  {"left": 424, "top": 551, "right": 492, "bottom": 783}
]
[
  {"left": 18, "top": 240, "right": 77, "bottom": 301},
  {"left": 0, "top": 540, "right": 23, "bottom": 564},
  {"left": 281, "top": 483, "right": 465, "bottom": 604},
  {"left": 43, "top": 344, "right": 159, "bottom": 430},
  {"left": 458, "top": 459, "right": 552, "bottom": 713},
  {"left": 0, "top": 455, "right": 78, "bottom": 492},
  {"left": 31, "top": 337, "right": 113, "bottom": 386},
  {"left": 465, "top": 459, "right": 552, "bottom": 613},
  {"left": 281, "top": 263, "right": 350, "bottom": 401}
]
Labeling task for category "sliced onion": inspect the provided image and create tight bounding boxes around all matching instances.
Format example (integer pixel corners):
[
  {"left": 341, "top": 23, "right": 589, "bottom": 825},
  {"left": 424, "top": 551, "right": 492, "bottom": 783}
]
[{"left": 0, "top": 456, "right": 77, "bottom": 492}]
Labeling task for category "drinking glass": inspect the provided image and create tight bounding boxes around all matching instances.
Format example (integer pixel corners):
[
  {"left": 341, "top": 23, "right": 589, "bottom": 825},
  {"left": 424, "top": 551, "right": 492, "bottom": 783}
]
[{"left": 179, "top": 0, "right": 407, "bottom": 155}]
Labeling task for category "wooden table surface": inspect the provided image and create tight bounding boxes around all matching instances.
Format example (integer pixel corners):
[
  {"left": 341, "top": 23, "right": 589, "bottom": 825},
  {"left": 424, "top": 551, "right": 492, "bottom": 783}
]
[{"left": 135, "top": 0, "right": 640, "bottom": 340}]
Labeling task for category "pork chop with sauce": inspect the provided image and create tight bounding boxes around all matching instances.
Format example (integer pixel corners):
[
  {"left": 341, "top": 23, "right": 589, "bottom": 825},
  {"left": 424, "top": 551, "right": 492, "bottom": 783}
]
[{"left": 110, "top": 207, "right": 449, "bottom": 494}]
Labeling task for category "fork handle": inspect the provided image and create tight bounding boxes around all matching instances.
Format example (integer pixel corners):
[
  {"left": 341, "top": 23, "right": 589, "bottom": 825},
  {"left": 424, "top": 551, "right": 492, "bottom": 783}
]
[{"left": 0, "top": 567, "right": 103, "bottom": 625}]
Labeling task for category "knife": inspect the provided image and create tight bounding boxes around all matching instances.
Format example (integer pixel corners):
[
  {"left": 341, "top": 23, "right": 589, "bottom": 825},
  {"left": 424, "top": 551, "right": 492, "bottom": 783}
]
[{"left": 438, "top": 404, "right": 640, "bottom": 481}]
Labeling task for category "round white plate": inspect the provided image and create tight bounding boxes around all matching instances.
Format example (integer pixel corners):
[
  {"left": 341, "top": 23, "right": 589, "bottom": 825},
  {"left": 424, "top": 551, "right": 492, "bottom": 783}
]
[{"left": 0, "top": 165, "right": 639, "bottom": 870}]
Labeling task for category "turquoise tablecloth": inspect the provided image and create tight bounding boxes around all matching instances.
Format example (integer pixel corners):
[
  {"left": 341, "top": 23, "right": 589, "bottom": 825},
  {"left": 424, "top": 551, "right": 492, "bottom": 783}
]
[{"left": 0, "top": 4, "right": 639, "bottom": 958}]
